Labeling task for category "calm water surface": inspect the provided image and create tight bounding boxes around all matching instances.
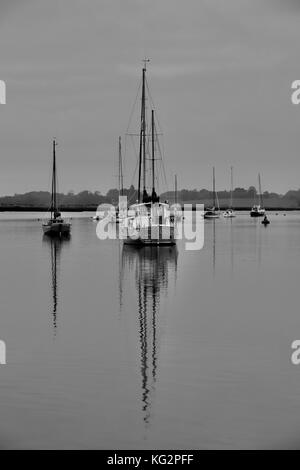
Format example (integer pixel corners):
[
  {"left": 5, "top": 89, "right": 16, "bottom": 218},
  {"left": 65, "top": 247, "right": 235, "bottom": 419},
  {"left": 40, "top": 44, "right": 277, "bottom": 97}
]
[{"left": 0, "top": 211, "right": 300, "bottom": 449}]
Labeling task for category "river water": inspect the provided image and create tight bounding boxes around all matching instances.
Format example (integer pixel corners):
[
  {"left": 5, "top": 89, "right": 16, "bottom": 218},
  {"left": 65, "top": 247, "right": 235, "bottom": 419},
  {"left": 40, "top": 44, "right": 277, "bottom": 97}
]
[{"left": 0, "top": 211, "right": 299, "bottom": 449}]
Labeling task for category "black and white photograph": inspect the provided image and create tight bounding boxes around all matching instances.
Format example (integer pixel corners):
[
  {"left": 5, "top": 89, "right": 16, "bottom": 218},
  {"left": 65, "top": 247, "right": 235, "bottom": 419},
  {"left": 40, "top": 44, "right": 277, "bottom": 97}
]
[{"left": 1, "top": 0, "right": 300, "bottom": 454}]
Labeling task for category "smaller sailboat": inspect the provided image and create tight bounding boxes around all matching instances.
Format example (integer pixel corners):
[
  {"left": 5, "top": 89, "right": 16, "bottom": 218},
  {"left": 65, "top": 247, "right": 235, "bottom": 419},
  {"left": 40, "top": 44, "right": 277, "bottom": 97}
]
[
  {"left": 223, "top": 166, "right": 236, "bottom": 218},
  {"left": 171, "top": 174, "right": 182, "bottom": 222},
  {"left": 204, "top": 167, "right": 220, "bottom": 219},
  {"left": 250, "top": 173, "right": 265, "bottom": 217},
  {"left": 115, "top": 136, "right": 125, "bottom": 224},
  {"left": 42, "top": 140, "right": 71, "bottom": 236}
]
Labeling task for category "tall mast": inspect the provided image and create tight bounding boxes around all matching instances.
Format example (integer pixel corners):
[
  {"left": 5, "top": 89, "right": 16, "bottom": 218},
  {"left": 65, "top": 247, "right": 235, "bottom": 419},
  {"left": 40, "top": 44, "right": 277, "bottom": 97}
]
[
  {"left": 230, "top": 166, "right": 233, "bottom": 209},
  {"left": 119, "top": 136, "right": 123, "bottom": 196},
  {"left": 137, "top": 69, "right": 144, "bottom": 203},
  {"left": 258, "top": 173, "right": 263, "bottom": 207},
  {"left": 175, "top": 174, "right": 178, "bottom": 204},
  {"left": 138, "top": 63, "right": 148, "bottom": 203},
  {"left": 213, "top": 166, "right": 216, "bottom": 208},
  {"left": 151, "top": 109, "right": 155, "bottom": 198},
  {"left": 118, "top": 136, "right": 120, "bottom": 194},
  {"left": 51, "top": 139, "right": 57, "bottom": 218},
  {"left": 142, "top": 66, "right": 146, "bottom": 199}
]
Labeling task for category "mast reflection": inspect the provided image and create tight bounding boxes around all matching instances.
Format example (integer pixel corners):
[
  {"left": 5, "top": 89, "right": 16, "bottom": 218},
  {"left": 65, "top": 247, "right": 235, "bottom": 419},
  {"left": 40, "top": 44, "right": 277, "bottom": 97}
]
[
  {"left": 121, "top": 244, "right": 178, "bottom": 426},
  {"left": 212, "top": 219, "right": 216, "bottom": 277},
  {"left": 43, "top": 235, "right": 70, "bottom": 335}
]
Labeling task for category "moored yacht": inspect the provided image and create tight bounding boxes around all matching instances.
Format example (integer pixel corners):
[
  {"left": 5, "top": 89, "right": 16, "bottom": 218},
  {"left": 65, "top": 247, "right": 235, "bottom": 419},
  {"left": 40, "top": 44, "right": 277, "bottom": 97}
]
[
  {"left": 122, "top": 62, "right": 176, "bottom": 246},
  {"left": 114, "top": 136, "right": 126, "bottom": 224},
  {"left": 223, "top": 167, "right": 236, "bottom": 218},
  {"left": 124, "top": 201, "right": 176, "bottom": 246},
  {"left": 223, "top": 208, "right": 236, "bottom": 218},
  {"left": 250, "top": 173, "right": 265, "bottom": 217},
  {"left": 42, "top": 140, "right": 71, "bottom": 236},
  {"left": 250, "top": 205, "right": 265, "bottom": 217},
  {"left": 204, "top": 167, "right": 220, "bottom": 219}
]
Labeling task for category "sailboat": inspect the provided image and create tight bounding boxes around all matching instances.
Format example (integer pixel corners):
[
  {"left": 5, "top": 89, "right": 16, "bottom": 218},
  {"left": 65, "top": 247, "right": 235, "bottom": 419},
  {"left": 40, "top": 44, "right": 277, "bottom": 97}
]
[
  {"left": 223, "top": 166, "right": 236, "bottom": 218},
  {"left": 170, "top": 174, "right": 182, "bottom": 222},
  {"left": 123, "top": 62, "right": 176, "bottom": 246},
  {"left": 204, "top": 167, "right": 220, "bottom": 219},
  {"left": 115, "top": 136, "right": 125, "bottom": 224},
  {"left": 42, "top": 140, "right": 71, "bottom": 236},
  {"left": 250, "top": 173, "right": 265, "bottom": 217}
]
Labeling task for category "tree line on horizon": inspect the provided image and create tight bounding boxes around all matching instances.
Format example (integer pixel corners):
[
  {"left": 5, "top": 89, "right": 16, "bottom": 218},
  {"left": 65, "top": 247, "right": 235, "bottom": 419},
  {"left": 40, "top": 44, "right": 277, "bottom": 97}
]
[{"left": 0, "top": 185, "right": 300, "bottom": 208}]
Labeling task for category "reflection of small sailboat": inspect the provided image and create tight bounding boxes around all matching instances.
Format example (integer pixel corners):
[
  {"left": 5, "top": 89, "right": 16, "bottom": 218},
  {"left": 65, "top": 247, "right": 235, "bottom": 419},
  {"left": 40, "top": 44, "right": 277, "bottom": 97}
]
[
  {"left": 120, "top": 244, "right": 178, "bottom": 426},
  {"left": 223, "top": 166, "right": 236, "bottom": 218},
  {"left": 250, "top": 173, "right": 265, "bottom": 217},
  {"left": 123, "top": 62, "right": 176, "bottom": 246},
  {"left": 204, "top": 167, "right": 220, "bottom": 219},
  {"left": 261, "top": 215, "right": 270, "bottom": 225},
  {"left": 42, "top": 140, "right": 71, "bottom": 236},
  {"left": 43, "top": 235, "right": 70, "bottom": 334},
  {"left": 212, "top": 219, "right": 216, "bottom": 276}
]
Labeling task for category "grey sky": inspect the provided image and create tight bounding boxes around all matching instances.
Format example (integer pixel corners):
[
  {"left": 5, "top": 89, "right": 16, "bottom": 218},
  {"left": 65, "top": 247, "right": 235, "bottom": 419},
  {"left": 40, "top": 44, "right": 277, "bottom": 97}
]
[{"left": 0, "top": 0, "right": 299, "bottom": 195}]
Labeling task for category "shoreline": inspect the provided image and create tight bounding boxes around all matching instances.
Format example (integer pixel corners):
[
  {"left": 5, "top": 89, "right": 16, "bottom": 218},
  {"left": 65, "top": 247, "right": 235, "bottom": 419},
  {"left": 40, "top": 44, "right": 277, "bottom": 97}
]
[{"left": 0, "top": 205, "right": 299, "bottom": 212}]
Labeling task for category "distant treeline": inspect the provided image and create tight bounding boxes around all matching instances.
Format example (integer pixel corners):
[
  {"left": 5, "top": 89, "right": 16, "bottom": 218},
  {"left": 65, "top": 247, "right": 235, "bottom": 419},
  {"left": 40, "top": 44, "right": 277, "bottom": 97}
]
[{"left": 0, "top": 185, "right": 300, "bottom": 209}]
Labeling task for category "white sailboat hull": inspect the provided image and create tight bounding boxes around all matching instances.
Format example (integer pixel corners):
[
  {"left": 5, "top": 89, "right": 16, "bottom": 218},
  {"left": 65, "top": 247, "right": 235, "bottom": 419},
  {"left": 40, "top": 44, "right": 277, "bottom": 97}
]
[
  {"left": 250, "top": 206, "right": 265, "bottom": 217},
  {"left": 123, "top": 203, "right": 176, "bottom": 246},
  {"left": 124, "top": 225, "right": 176, "bottom": 246},
  {"left": 223, "top": 209, "right": 236, "bottom": 218},
  {"left": 204, "top": 208, "right": 220, "bottom": 219},
  {"left": 204, "top": 213, "right": 220, "bottom": 219}
]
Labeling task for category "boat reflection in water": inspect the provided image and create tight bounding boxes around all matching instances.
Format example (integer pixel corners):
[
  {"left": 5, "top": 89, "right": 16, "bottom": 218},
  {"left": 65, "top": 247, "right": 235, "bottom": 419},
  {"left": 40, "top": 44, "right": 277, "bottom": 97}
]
[
  {"left": 43, "top": 234, "right": 70, "bottom": 335},
  {"left": 121, "top": 244, "right": 178, "bottom": 427}
]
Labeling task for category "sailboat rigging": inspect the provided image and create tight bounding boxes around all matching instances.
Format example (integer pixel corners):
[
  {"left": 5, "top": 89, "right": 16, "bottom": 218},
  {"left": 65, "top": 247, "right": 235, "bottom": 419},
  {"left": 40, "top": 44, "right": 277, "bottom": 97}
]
[
  {"left": 223, "top": 166, "right": 236, "bottom": 218},
  {"left": 114, "top": 136, "right": 126, "bottom": 224},
  {"left": 119, "top": 136, "right": 124, "bottom": 197},
  {"left": 250, "top": 173, "right": 265, "bottom": 217},
  {"left": 204, "top": 167, "right": 220, "bottom": 219},
  {"left": 42, "top": 140, "right": 71, "bottom": 236},
  {"left": 123, "top": 62, "right": 176, "bottom": 246}
]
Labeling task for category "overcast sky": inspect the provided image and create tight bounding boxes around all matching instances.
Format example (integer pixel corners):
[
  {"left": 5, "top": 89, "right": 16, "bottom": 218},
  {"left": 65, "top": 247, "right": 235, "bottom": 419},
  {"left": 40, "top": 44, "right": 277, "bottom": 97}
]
[{"left": 0, "top": 0, "right": 300, "bottom": 195}]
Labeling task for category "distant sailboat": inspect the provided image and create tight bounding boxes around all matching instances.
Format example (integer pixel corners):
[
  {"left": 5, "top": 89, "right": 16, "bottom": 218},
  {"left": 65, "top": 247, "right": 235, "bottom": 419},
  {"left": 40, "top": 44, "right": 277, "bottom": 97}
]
[
  {"left": 42, "top": 140, "right": 71, "bottom": 236},
  {"left": 250, "top": 173, "right": 265, "bottom": 217},
  {"left": 204, "top": 167, "right": 220, "bottom": 219},
  {"left": 223, "top": 166, "right": 236, "bottom": 218},
  {"left": 115, "top": 136, "right": 125, "bottom": 223},
  {"left": 171, "top": 173, "right": 182, "bottom": 222}
]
